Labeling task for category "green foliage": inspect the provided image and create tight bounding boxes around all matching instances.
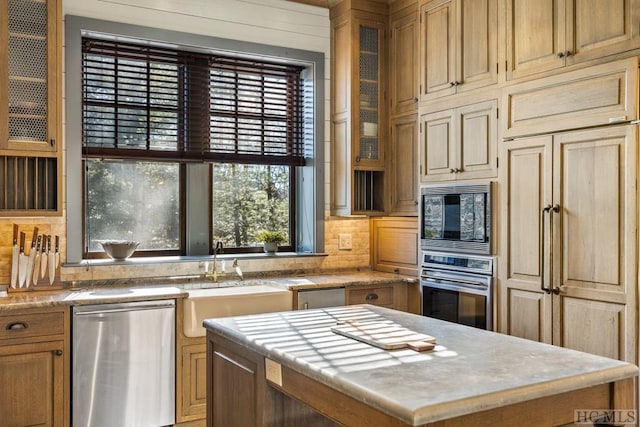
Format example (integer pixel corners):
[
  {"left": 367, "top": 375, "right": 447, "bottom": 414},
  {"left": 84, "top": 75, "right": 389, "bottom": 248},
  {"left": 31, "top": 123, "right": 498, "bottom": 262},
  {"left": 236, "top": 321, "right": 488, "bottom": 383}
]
[
  {"left": 256, "top": 230, "right": 287, "bottom": 244},
  {"left": 212, "top": 164, "right": 290, "bottom": 248}
]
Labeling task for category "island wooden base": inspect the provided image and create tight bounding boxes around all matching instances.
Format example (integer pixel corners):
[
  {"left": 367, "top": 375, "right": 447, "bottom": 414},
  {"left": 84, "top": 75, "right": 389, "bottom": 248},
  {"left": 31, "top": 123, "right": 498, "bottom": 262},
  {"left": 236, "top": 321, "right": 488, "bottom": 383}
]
[{"left": 207, "top": 331, "right": 638, "bottom": 427}]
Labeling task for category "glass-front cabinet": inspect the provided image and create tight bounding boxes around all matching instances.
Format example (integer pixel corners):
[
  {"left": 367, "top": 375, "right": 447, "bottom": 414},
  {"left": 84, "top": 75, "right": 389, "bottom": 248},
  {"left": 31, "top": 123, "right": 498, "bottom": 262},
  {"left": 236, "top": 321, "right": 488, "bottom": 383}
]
[
  {"left": 0, "top": 0, "right": 61, "bottom": 214},
  {"left": 357, "top": 23, "right": 383, "bottom": 167},
  {"left": 330, "top": 6, "right": 387, "bottom": 216}
]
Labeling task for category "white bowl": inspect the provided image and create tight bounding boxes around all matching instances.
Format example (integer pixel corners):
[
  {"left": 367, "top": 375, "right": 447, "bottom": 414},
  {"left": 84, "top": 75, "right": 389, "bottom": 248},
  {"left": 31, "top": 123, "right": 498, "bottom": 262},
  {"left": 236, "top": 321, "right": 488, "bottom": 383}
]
[{"left": 100, "top": 241, "right": 139, "bottom": 260}]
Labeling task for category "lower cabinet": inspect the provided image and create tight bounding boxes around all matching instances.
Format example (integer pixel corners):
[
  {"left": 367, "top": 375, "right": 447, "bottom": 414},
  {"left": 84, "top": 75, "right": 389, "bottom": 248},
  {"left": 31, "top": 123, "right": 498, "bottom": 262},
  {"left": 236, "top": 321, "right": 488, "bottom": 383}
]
[
  {"left": 347, "top": 282, "right": 408, "bottom": 312},
  {"left": 0, "top": 307, "right": 69, "bottom": 427},
  {"left": 180, "top": 343, "right": 207, "bottom": 421}
]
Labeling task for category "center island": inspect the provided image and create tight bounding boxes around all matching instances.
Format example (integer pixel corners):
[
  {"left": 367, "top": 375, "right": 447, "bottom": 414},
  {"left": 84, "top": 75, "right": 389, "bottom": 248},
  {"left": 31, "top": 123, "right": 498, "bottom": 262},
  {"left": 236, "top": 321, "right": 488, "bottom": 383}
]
[{"left": 203, "top": 305, "right": 638, "bottom": 426}]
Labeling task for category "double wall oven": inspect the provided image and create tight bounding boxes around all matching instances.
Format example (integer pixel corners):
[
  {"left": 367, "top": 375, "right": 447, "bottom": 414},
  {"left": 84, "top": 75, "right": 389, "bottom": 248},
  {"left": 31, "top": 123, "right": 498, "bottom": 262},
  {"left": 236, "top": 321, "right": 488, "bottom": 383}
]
[{"left": 419, "top": 182, "right": 495, "bottom": 330}]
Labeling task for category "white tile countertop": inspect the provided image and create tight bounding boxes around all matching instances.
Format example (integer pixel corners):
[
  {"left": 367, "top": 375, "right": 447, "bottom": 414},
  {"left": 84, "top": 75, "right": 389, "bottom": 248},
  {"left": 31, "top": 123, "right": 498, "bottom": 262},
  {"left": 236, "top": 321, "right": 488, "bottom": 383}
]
[{"left": 204, "top": 305, "right": 638, "bottom": 426}]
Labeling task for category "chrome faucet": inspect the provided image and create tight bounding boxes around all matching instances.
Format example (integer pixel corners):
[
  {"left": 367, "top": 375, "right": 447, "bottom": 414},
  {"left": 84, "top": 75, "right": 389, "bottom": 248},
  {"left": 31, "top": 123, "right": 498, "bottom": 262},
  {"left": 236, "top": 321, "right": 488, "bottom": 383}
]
[{"left": 206, "top": 241, "right": 225, "bottom": 282}]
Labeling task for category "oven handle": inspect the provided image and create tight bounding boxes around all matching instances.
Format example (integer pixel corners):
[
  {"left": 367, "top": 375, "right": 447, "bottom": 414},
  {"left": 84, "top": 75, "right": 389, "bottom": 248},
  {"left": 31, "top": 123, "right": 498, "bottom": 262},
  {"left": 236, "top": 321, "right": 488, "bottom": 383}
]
[
  {"left": 421, "top": 277, "right": 490, "bottom": 293},
  {"left": 540, "top": 205, "right": 552, "bottom": 294},
  {"left": 421, "top": 270, "right": 490, "bottom": 288}
]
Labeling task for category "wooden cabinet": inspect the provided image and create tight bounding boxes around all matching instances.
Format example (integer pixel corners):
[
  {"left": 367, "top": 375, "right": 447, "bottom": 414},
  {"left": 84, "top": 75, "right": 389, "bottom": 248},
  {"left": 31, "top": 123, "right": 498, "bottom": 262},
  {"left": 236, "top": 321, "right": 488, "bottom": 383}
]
[
  {"left": 419, "top": 0, "right": 498, "bottom": 101},
  {"left": 389, "top": 2, "right": 419, "bottom": 114},
  {"left": 499, "top": 125, "right": 637, "bottom": 363},
  {"left": 506, "top": 0, "right": 640, "bottom": 81},
  {"left": 0, "top": 0, "right": 62, "bottom": 214},
  {"left": 347, "top": 282, "right": 408, "bottom": 312},
  {"left": 503, "top": 57, "right": 638, "bottom": 138},
  {"left": 208, "top": 333, "right": 265, "bottom": 426},
  {"left": 0, "top": 306, "right": 69, "bottom": 426},
  {"left": 370, "top": 216, "right": 418, "bottom": 276},
  {"left": 419, "top": 99, "right": 497, "bottom": 183},
  {"left": 180, "top": 343, "right": 207, "bottom": 421},
  {"left": 389, "top": 113, "right": 419, "bottom": 215},
  {"left": 330, "top": 4, "right": 387, "bottom": 215}
]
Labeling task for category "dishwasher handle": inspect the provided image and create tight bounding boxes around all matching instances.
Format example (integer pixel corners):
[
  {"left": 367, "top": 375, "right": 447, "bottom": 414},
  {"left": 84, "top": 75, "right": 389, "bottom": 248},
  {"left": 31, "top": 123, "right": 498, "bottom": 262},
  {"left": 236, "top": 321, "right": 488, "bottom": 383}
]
[{"left": 74, "top": 301, "right": 175, "bottom": 316}]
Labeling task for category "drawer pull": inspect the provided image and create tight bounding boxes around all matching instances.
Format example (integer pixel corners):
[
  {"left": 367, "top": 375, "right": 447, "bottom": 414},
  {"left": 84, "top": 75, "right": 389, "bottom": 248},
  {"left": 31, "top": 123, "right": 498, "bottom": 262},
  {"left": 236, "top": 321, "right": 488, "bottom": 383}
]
[
  {"left": 6, "top": 322, "right": 28, "bottom": 330},
  {"left": 365, "top": 293, "right": 379, "bottom": 301}
]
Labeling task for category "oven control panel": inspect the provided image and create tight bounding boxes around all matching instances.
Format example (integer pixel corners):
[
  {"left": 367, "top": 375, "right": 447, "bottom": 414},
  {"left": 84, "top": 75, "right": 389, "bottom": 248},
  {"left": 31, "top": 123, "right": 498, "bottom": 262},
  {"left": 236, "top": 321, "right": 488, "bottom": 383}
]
[{"left": 422, "top": 251, "right": 493, "bottom": 276}]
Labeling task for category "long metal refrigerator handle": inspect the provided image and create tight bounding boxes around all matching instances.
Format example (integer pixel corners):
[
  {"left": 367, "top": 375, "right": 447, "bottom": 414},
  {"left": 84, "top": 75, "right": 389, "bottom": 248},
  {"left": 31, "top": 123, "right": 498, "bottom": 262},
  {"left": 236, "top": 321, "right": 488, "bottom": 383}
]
[
  {"left": 549, "top": 204, "right": 561, "bottom": 295},
  {"left": 540, "top": 205, "right": 552, "bottom": 294}
]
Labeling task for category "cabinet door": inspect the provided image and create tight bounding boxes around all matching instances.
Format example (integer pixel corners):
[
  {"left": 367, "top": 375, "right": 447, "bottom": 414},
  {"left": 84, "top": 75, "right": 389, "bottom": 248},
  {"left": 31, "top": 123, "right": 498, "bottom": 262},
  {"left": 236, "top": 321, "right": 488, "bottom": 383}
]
[
  {"left": 567, "top": 0, "right": 640, "bottom": 66},
  {"left": 390, "top": 5, "right": 419, "bottom": 114},
  {"left": 456, "top": 99, "right": 498, "bottom": 179},
  {"left": 456, "top": 0, "right": 498, "bottom": 93},
  {"left": 552, "top": 125, "right": 636, "bottom": 362},
  {"left": 0, "top": 0, "right": 59, "bottom": 152},
  {"left": 354, "top": 19, "right": 385, "bottom": 168},
  {"left": 0, "top": 340, "right": 65, "bottom": 427},
  {"left": 499, "top": 135, "right": 553, "bottom": 343},
  {"left": 420, "top": 0, "right": 456, "bottom": 100},
  {"left": 505, "top": 0, "right": 565, "bottom": 80},
  {"left": 419, "top": 109, "right": 455, "bottom": 182},
  {"left": 209, "top": 337, "right": 264, "bottom": 427},
  {"left": 389, "top": 113, "right": 418, "bottom": 215},
  {"left": 179, "top": 343, "right": 207, "bottom": 421}
]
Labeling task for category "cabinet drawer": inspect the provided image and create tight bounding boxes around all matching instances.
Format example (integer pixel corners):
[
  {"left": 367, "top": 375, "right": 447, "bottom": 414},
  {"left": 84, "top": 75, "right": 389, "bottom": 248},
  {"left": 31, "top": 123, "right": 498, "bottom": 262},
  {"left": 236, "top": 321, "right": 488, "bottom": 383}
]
[
  {"left": 348, "top": 286, "right": 394, "bottom": 306},
  {"left": 0, "top": 311, "right": 65, "bottom": 341}
]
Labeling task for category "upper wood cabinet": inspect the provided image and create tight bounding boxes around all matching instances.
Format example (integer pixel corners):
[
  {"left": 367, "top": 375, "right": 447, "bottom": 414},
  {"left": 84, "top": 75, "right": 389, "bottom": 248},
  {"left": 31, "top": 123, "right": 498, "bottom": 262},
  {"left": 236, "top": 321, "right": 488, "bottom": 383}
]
[
  {"left": 0, "top": 0, "right": 62, "bottom": 214},
  {"left": 0, "top": 0, "right": 60, "bottom": 153},
  {"left": 389, "top": 113, "right": 419, "bottom": 215},
  {"left": 389, "top": 3, "right": 419, "bottom": 114},
  {"left": 499, "top": 125, "right": 637, "bottom": 363},
  {"left": 503, "top": 57, "right": 638, "bottom": 138},
  {"left": 419, "top": 0, "right": 498, "bottom": 101},
  {"left": 419, "top": 99, "right": 498, "bottom": 183},
  {"left": 506, "top": 0, "right": 640, "bottom": 81},
  {"left": 331, "top": 4, "right": 388, "bottom": 215}
]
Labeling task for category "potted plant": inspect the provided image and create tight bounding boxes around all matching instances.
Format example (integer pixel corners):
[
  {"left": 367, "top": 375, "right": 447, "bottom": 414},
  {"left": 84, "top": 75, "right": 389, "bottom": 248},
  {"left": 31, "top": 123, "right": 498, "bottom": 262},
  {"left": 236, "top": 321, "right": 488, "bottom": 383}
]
[{"left": 256, "top": 230, "right": 287, "bottom": 253}]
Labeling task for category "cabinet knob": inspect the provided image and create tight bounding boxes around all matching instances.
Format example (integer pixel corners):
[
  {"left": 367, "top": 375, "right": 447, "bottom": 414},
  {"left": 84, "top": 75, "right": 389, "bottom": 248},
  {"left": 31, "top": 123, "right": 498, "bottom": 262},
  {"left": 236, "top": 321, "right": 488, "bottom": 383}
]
[
  {"left": 365, "top": 293, "right": 379, "bottom": 301},
  {"left": 565, "top": 50, "right": 572, "bottom": 57},
  {"left": 54, "top": 350, "right": 63, "bottom": 356},
  {"left": 355, "top": 155, "right": 361, "bottom": 163},
  {"left": 557, "top": 51, "right": 565, "bottom": 58},
  {"left": 450, "top": 168, "right": 455, "bottom": 173},
  {"left": 50, "top": 139, "right": 55, "bottom": 147}
]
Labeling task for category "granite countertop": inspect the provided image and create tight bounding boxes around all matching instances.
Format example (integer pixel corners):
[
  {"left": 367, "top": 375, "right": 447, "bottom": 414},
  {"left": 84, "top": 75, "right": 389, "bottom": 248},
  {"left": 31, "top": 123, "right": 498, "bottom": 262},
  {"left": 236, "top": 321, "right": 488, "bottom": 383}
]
[
  {"left": 0, "top": 270, "right": 415, "bottom": 310},
  {"left": 203, "top": 305, "right": 639, "bottom": 426}
]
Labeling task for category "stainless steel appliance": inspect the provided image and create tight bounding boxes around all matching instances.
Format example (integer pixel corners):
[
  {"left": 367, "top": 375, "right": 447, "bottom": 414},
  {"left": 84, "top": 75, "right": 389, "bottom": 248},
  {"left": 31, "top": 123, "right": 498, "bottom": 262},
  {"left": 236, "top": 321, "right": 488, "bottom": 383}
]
[
  {"left": 420, "top": 251, "right": 494, "bottom": 330},
  {"left": 72, "top": 300, "right": 175, "bottom": 427},
  {"left": 297, "top": 287, "right": 345, "bottom": 309},
  {"left": 420, "top": 182, "right": 493, "bottom": 254}
]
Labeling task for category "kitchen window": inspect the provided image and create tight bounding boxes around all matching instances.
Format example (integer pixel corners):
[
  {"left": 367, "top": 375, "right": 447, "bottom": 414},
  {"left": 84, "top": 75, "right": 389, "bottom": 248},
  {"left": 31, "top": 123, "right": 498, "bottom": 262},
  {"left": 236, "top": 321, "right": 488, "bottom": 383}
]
[{"left": 73, "top": 28, "right": 321, "bottom": 259}]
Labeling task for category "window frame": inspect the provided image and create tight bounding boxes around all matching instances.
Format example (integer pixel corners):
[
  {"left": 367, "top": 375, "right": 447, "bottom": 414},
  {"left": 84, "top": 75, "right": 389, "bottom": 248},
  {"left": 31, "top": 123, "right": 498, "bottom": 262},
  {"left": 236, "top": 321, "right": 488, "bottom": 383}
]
[{"left": 65, "top": 15, "right": 325, "bottom": 262}]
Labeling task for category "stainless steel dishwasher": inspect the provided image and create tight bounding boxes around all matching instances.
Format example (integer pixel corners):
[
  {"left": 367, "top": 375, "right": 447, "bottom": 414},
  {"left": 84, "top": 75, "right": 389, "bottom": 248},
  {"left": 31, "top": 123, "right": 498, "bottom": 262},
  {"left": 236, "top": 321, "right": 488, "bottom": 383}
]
[{"left": 72, "top": 300, "right": 175, "bottom": 427}]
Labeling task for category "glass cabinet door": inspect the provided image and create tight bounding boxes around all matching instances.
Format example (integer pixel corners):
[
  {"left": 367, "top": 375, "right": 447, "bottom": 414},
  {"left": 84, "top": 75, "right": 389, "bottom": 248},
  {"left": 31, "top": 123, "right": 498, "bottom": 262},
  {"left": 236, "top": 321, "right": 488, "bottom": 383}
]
[
  {"left": 356, "top": 22, "right": 384, "bottom": 167},
  {"left": 2, "top": 0, "right": 58, "bottom": 152}
]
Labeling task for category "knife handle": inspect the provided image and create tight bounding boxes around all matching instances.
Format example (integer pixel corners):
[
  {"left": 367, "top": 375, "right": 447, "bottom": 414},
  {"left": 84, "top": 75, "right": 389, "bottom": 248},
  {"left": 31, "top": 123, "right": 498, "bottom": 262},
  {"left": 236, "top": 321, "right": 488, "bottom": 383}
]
[
  {"left": 19, "top": 232, "right": 25, "bottom": 252},
  {"left": 30, "top": 227, "right": 39, "bottom": 249},
  {"left": 13, "top": 224, "right": 18, "bottom": 245}
]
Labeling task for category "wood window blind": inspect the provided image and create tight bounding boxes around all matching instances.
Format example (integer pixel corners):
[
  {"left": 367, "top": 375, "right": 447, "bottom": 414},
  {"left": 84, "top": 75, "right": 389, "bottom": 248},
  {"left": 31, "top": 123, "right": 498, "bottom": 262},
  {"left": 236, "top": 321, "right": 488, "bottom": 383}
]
[{"left": 82, "top": 38, "right": 306, "bottom": 166}]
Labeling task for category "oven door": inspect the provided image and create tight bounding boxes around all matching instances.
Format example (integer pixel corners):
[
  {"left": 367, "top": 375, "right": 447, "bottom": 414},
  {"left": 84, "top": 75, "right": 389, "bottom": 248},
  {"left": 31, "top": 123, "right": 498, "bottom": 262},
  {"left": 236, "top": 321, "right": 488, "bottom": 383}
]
[{"left": 420, "top": 269, "right": 492, "bottom": 330}]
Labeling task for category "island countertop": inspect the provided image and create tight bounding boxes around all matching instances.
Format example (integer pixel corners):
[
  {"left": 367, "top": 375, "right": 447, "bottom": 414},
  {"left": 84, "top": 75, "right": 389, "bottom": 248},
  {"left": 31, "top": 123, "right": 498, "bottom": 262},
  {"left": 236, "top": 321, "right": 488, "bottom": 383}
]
[{"left": 204, "top": 305, "right": 638, "bottom": 426}]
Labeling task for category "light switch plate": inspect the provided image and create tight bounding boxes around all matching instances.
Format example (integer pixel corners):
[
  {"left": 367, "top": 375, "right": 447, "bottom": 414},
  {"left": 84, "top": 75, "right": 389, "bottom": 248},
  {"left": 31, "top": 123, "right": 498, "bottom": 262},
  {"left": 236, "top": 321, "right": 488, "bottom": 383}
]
[{"left": 338, "top": 233, "right": 353, "bottom": 250}]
